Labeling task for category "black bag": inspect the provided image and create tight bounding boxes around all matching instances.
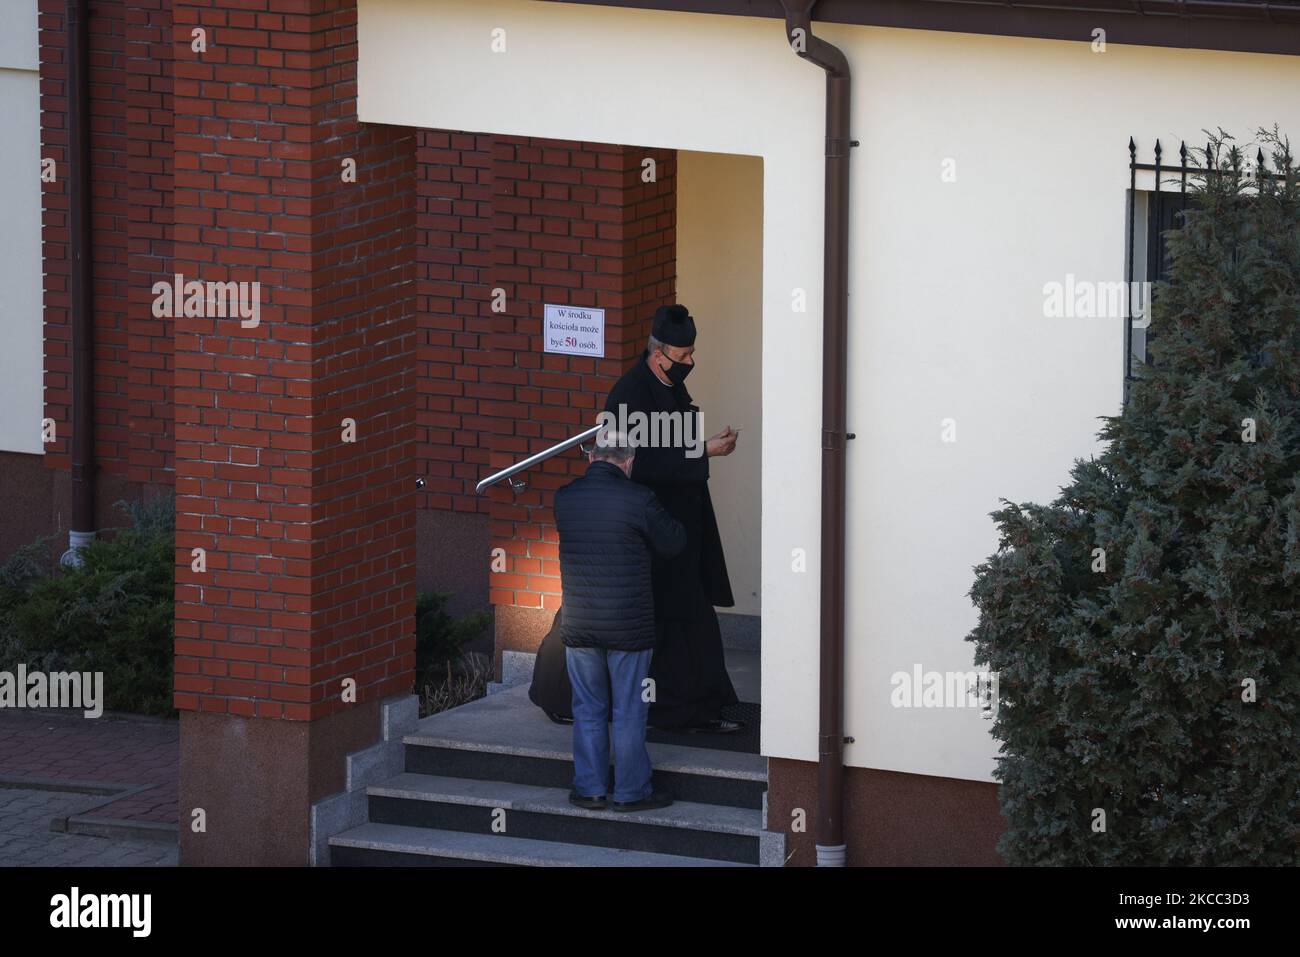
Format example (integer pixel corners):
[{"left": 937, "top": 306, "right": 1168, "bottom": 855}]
[{"left": 528, "top": 607, "right": 573, "bottom": 721}]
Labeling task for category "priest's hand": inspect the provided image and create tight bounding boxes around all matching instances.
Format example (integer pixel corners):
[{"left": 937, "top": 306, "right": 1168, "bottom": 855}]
[{"left": 706, "top": 426, "right": 738, "bottom": 457}]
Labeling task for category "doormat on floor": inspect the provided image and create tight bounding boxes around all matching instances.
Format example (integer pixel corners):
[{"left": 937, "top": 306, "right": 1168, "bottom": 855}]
[{"left": 646, "top": 701, "right": 760, "bottom": 755}]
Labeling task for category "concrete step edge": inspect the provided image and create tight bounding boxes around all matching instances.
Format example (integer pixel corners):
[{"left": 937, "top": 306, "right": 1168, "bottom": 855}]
[
  {"left": 400, "top": 734, "right": 767, "bottom": 782},
  {"left": 367, "top": 772, "right": 762, "bottom": 836}
]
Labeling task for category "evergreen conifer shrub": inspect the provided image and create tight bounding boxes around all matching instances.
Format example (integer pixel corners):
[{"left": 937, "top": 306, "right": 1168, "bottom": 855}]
[{"left": 969, "top": 131, "right": 1300, "bottom": 865}]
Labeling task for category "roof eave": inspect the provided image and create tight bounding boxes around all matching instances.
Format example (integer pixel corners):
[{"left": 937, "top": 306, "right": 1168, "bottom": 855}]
[{"left": 532, "top": 0, "right": 1300, "bottom": 57}]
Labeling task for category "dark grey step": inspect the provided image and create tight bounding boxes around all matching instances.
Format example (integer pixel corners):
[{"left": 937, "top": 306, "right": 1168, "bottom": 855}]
[
  {"left": 366, "top": 772, "right": 761, "bottom": 865},
  {"left": 403, "top": 741, "right": 764, "bottom": 810},
  {"left": 401, "top": 685, "right": 766, "bottom": 808},
  {"left": 329, "top": 822, "right": 752, "bottom": 867}
]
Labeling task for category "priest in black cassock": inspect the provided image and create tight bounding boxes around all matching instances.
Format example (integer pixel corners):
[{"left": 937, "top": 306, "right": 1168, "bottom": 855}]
[{"left": 603, "top": 304, "right": 743, "bottom": 733}]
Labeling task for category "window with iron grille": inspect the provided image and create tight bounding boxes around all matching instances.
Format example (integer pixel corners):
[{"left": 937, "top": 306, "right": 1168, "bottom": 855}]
[
  {"left": 1124, "top": 137, "right": 1274, "bottom": 405},
  {"left": 1125, "top": 139, "right": 1193, "bottom": 397}
]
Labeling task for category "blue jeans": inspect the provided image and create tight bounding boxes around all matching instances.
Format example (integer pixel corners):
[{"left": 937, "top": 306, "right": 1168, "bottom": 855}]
[{"left": 566, "top": 646, "right": 654, "bottom": 803}]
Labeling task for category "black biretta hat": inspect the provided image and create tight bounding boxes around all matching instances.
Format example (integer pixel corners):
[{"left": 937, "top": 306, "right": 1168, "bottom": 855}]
[{"left": 651, "top": 304, "right": 696, "bottom": 347}]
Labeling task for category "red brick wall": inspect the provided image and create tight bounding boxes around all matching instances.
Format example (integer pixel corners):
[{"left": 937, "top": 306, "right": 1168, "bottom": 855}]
[
  {"left": 126, "top": 0, "right": 176, "bottom": 485},
  {"left": 38, "top": 1, "right": 680, "bottom": 679},
  {"left": 483, "top": 140, "right": 676, "bottom": 613},
  {"left": 415, "top": 130, "right": 494, "bottom": 515},
  {"left": 169, "top": 0, "right": 417, "bottom": 720},
  {"left": 40, "top": 0, "right": 175, "bottom": 484},
  {"left": 415, "top": 135, "right": 678, "bottom": 619}
]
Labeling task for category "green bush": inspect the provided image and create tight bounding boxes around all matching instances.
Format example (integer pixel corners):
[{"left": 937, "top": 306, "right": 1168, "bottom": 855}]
[
  {"left": 0, "top": 499, "right": 492, "bottom": 720},
  {"left": 0, "top": 496, "right": 175, "bottom": 716},
  {"left": 968, "top": 130, "right": 1300, "bottom": 865},
  {"left": 414, "top": 591, "right": 490, "bottom": 689}
]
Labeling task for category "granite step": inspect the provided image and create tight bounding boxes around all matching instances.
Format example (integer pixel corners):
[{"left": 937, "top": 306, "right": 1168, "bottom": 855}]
[
  {"left": 365, "top": 771, "right": 762, "bottom": 864},
  {"left": 403, "top": 684, "right": 766, "bottom": 809},
  {"left": 329, "top": 822, "right": 753, "bottom": 867},
  {"left": 327, "top": 683, "right": 783, "bottom": 866}
]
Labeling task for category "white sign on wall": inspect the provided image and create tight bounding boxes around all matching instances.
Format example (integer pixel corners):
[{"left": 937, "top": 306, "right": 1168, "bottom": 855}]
[{"left": 543, "top": 304, "right": 605, "bottom": 358}]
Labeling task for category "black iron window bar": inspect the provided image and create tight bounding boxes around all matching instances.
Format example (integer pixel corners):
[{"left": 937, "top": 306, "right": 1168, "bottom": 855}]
[{"left": 1124, "top": 137, "right": 1278, "bottom": 406}]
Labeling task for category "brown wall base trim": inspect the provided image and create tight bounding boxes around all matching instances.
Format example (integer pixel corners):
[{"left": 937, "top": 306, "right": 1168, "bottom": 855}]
[
  {"left": 767, "top": 756, "right": 1006, "bottom": 866},
  {"left": 0, "top": 452, "right": 171, "bottom": 566}
]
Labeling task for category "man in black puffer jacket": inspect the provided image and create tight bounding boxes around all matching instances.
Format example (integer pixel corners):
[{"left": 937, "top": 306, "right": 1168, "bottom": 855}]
[{"left": 555, "top": 430, "right": 686, "bottom": 812}]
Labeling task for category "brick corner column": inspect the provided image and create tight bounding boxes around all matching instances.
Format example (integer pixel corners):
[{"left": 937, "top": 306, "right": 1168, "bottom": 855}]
[{"left": 171, "top": 0, "right": 416, "bottom": 865}]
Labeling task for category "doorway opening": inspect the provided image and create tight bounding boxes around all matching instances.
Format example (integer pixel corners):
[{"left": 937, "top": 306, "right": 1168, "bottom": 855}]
[{"left": 676, "top": 149, "right": 764, "bottom": 709}]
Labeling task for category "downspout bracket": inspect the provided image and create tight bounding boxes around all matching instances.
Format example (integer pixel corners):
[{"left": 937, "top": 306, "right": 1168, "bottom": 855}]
[
  {"left": 821, "top": 428, "right": 849, "bottom": 451},
  {"left": 826, "top": 136, "right": 852, "bottom": 157}
]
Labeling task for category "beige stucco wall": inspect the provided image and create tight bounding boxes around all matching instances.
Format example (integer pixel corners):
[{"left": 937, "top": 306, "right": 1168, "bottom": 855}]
[
  {"left": 677, "top": 150, "right": 764, "bottom": 618},
  {"left": 357, "top": 0, "right": 1300, "bottom": 781},
  {"left": 0, "top": 2, "right": 43, "bottom": 454}
]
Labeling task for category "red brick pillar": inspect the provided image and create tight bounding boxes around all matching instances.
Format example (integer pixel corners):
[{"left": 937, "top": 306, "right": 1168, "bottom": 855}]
[
  {"left": 483, "top": 140, "right": 677, "bottom": 662},
  {"left": 170, "top": 0, "right": 417, "bottom": 865}
]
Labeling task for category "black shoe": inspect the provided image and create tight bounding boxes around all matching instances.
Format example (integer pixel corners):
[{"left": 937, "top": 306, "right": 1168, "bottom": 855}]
[
  {"left": 612, "top": 790, "right": 674, "bottom": 813},
  {"left": 687, "top": 718, "right": 744, "bottom": 734},
  {"left": 545, "top": 710, "right": 575, "bottom": 726},
  {"left": 569, "top": 791, "right": 606, "bottom": 810}
]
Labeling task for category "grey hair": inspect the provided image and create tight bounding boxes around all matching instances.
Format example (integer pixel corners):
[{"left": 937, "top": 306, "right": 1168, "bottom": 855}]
[
  {"left": 592, "top": 428, "right": 635, "bottom": 466},
  {"left": 647, "top": 333, "right": 665, "bottom": 355}
]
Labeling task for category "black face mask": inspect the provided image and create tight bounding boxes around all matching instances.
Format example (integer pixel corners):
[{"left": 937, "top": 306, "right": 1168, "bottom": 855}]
[{"left": 662, "top": 353, "right": 693, "bottom": 385}]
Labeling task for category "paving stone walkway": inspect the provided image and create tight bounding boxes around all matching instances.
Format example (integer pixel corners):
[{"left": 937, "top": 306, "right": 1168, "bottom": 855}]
[
  {"left": 0, "top": 709, "right": 178, "bottom": 823},
  {"left": 0, "top": 708, "right": 179, "bottom": 866},
  {"left": 0, "top": 788, "right": 176, "bottom": 866}
]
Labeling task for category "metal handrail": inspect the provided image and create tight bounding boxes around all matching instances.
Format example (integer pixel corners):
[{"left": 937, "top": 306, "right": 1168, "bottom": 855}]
[{"left": 475, "top": 424, "right": 602, "bottom": 495}]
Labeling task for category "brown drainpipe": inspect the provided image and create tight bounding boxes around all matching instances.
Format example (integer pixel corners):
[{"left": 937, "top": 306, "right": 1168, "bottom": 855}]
[
  {"left": 779, "top": 0, "right": 854, "bottom": 867},
  {"left": 62, "top": 0, "right": 96, "bottom": 566}
]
